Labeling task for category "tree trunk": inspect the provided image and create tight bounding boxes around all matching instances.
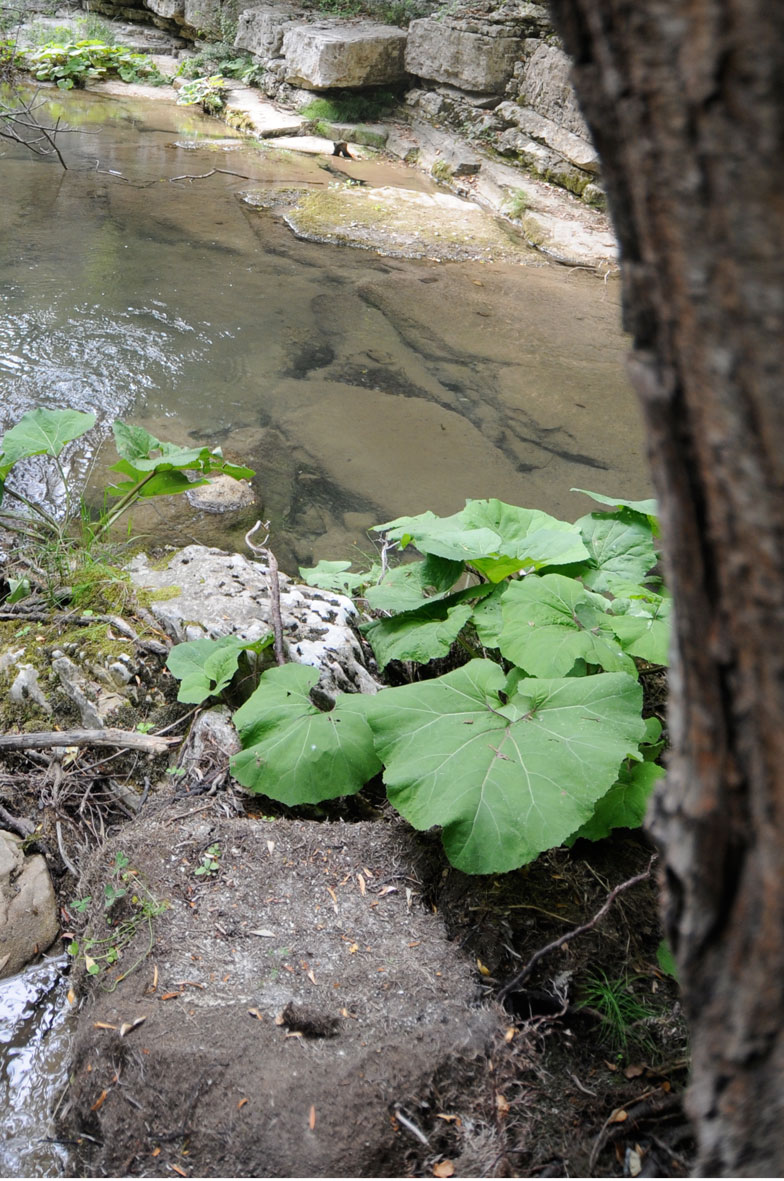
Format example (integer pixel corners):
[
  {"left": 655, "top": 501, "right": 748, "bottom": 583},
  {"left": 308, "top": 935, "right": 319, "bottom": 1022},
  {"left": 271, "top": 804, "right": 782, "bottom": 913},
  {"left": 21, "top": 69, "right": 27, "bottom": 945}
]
[{"left": 547, "top": 1, "right": 784, "bottom": 1174}]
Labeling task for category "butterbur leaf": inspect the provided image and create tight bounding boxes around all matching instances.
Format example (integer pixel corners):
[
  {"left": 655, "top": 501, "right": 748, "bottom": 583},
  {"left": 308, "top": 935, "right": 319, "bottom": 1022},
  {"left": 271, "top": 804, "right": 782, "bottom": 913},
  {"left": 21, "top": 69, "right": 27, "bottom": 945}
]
[
  {"left": 609, "top": 612, "right": 670, "bottom": 665},
  {"left": 576, "top": 511, "right": 658, "bottom": 590},
  {"left": 299, "top": 560, "right": 373, "bottom": 595},
  {"left": 230, "top": 664, "right": 380, "bottom": 804},
  {"left": 572, "top": 488, "right": 660, "bottom": 534},
  {"left": 365, "top": 555, "right": 464, "bottom": 612},
  {"left": 462, "top": 500, "right": 589, "bottom": 576},
  {"left": 375, "top": 508, "right": 500, "bottom": 561},
  {"left": 166, "top": 634, "right": 272, "bottom": 704},
  {"left": 567, "top": 759, "right": 665, "bottom": 844},
  {"left": 363, "top": 600, "right": 473, "bottom": 669},
  {"left": 111, "top": 421, "right": 254, "bottom": 480},
  {"left": 0, "top": 408, "right": 95, "bottom": 466},
  {"left": 364, "top": 660, "right": 645, "bottom": 873},
  {"left": 499, "top": 574, "right": 636, "bottom": 678},
  {"left": 108, "top": 463, "right": 199, "bottom": 498}
]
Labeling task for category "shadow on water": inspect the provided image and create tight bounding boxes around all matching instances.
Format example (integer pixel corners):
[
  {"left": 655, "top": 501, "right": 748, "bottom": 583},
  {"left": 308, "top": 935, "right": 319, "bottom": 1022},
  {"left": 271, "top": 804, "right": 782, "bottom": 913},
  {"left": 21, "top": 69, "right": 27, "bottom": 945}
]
[{"left": 0, "top": 86, "right": 650, "bottom": 574}]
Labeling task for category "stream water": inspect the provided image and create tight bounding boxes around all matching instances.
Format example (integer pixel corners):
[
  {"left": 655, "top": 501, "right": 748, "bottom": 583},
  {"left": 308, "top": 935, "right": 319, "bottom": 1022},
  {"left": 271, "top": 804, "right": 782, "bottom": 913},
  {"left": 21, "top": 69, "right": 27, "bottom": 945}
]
[{"left": 0, "top": 85, "right": 650, "bottom": 573}]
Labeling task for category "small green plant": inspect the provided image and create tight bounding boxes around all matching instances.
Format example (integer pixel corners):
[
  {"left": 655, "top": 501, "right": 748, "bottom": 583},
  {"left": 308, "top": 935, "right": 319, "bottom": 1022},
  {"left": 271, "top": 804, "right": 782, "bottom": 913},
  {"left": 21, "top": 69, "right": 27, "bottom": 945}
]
[
  {"left": 431, "top": 158, "right": 453, "bottom": 183},
  {"left": 0, "top": 407, "right": 254, "bottom": 596},
  {"left": 195, "top": 843, "right": 222, "bottom": 876},
  {"left": 578, "top": 970, "right": 660, "bottom": 1056},
  {"left": 67, "top": 852, "right": 168, "bottom": 987},
  {"left": 177, "top": 45, "right": 264, "bottom": 86},
  {"left": 504, "top": 188, "right": 530, "bottom": 219},
  {"left": 176, "top": 74, "right": 228, "bottom": 114}
]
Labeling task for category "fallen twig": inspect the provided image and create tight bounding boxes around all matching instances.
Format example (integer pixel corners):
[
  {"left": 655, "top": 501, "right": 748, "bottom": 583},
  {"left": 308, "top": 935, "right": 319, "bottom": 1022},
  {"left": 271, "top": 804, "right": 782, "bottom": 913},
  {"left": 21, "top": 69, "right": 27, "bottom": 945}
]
[
  {"left": 497, "top": 853, "right": 658, "bottom": 1002},
  {"left": 0, "top": 728, "right": 177, "bottom": 755},
  {"left": 0, "top": 803, "right": 35, "bottom": 838},
  {"left": 245, "top": 519, "right": 285, "bottom": 666}
]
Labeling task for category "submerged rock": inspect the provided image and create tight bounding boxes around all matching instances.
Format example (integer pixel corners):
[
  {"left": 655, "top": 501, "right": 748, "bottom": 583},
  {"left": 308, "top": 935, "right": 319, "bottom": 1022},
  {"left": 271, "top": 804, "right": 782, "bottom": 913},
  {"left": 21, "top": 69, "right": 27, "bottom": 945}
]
[{"left": 0, "top": 832, "right": 58, "bottom": 980}]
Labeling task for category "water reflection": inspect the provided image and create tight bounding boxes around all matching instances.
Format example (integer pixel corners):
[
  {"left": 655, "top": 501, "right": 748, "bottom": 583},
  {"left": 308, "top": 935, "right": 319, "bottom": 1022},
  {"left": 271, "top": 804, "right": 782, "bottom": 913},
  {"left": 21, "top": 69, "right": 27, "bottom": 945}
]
[
  {"left": 0, "top": 956, "right": 71, "bottom": 1177},
  {"left": 0, "top": 87, "right": 649, "bottom": 572}
]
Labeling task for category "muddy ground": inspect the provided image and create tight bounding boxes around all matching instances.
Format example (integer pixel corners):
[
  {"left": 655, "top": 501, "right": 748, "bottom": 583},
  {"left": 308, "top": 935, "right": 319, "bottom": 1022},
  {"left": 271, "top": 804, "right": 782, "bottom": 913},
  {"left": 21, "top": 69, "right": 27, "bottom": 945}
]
[{"left": 33, "top": 767, "right": 692, "bottom": 1178}]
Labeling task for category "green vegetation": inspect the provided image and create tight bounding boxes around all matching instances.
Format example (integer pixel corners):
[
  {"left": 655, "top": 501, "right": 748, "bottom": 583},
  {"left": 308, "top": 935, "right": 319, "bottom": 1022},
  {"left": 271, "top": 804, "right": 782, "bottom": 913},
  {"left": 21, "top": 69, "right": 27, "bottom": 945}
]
[
  {"left": 23, "top": 38, "right": 165, "bottom": 89},
  {"left": 578, "top": 969, "right": 660, "bottom": 1057},
  {"left": 504, "top": 188, "right": 530, "bottom": 219},
  {"left": 176, "top": 43, "right": 264, "bottom": 86},
  {"left": 0, "top": 407, "right": 254, "bottom": 601},
  {"left": 195, "top": 843, "right": 222, "bottom": 876},
  {"left": 67, "top": 851, "right": 168, "bottom": 987},
  {"left": 167, "top": 492, "right": 669, "bottom": 875},
  {"left": 301, "top": 89, "right": 397, "bottom": 124},
  {"left": 431, "top": 158, "right": 454, "bottom": 183},
  {"left": 176, "top": 73, "right": 228, "bottom": 114}
]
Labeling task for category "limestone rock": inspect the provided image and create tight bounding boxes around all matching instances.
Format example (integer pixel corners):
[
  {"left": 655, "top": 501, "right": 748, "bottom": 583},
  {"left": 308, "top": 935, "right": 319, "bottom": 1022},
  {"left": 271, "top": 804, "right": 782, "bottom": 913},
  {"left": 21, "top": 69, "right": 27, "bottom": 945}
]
[
  {"left": 184, "top": 473, "right": 256, "bottom": 513},
  {"left": 496, "top": 100, "right": 599, "bottom": 173},
  {"left": 281, "top": 21, "right": 407, "bottom": 90},
  {"left": 406, "top": 18, "right": 520, "bottom": 93},
  {"left": 514, "top": 40, "right": 589, "bottom": 139},
  {"left": 234, "top": 2, "right": 301, "bottom": 59},
  {"left": 0, "top": 831, "right": 59, "bottom": 980},
  {"left": 127, "top": 546, "right": 381, "bottom": 698}
]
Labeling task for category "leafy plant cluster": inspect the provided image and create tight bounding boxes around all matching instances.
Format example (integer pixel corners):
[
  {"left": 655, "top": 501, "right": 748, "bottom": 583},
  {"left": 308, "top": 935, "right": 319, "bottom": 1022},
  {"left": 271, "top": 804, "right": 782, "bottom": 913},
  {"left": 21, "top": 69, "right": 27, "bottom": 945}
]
[
  {"left": 23, "top": 38, "right": 165, "bottom": 89},
  {"left": 67, "top": 851, "right": 168, "bottom": 986},
  {"left": 168, "top": 493, "right": 669, "bottom": 875},
  {"left": 177, "top": 43, "right": 265, "bottom": 86},
  {"left": 176, "top": 73, "right": 229, "bottom": 114},
  {"left": 0, "top": 407, "right": 253, "bottom": 597}
]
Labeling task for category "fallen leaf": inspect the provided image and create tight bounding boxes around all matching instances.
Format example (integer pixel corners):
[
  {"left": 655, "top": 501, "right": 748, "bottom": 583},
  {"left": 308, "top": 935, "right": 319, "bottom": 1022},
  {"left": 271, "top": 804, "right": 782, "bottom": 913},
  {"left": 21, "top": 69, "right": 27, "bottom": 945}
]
[
  {"left": 247, "top": 1008, "right": 264, "bottom": 1020},
  {"left": 627, "top": 1147, "right": 642, "bottom": 1177},
  {"left": 433, "top": 1161, "right": 455, "bottom": 1177},
  {"left": 348, "top": 943, "right": 359, "bottom": 954},
  {"left": 309, "top": 1104, "right": 316, "bottom": 1130},
  {"left": 152, "top": 1147, "right": 161, "bottom": 1157},
  {"left": 504, "top": 1027, "right": 516, "bottom": 1042},
  {"left": 119, "top": 1016, "right": 147, "bottom": 1038},
  {"left": 604, "top": 1060, "right": 618, "bottom": 1072},
  {"left": 624, "top": 1064, "right": 645, "bottom": 1079},
  {"left": 307, "top": 969, "right": 317, "bottom": 985},
  {"left": 435, "top": 1114, "right": 461, "bottom": 1124},
  {"left": 249, "top": 929, "right": 275, "bottom": 938},
  {"left": 496, "top": 1093, "right": 511, "bottom": 1119},
  {"left": 90, "top": 1089, "right": 109, "bottom": 1112},
  {"left": 152, "top": 964, "right": 159, "bottom": 991},
  {"left": 84, "top": 954, "right": 98, "bottom": 974},
  {"left": 609, "top": 1108, "right": 628, "bottom": 1124},
  {"left": 237, "top": 1098, "right": 248, "bottom": 1109},
  {"left": 274, "top": 1014, "right": 286, "bottom": 1026},
  {"left": 357, "top": 873, "right": 366, "bottom": 896},
  {"left": 266, "top": 840, "right": 275, "bottom": 854},
  {"left": 93, "top": 1022, "right": 118, "bottom": 1031},
  {"left": 161, "top": 992, "right": 183, "bottom": 1001},
  {"left": 378, "top": 885, "right": 398, "bottom": 895},
  {"left": 170, "top": 1166, "right": 188, "bottom": 1177},
  {"left": 285, "top": 1031, "right": 304, "bottom": 1039},
  {"left": 476, "top": 958, "right": 491, "bottom": 976},
  {"left": 67, "top": 987, "right": 77, "bottom": 1006}
]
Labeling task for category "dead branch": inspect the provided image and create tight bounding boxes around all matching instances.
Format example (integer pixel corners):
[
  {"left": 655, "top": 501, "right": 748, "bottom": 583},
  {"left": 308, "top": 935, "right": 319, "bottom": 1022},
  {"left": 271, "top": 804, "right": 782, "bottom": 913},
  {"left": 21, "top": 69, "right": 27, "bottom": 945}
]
[
  {"left": 0, "top": 728, "right": 177, "bottom": 755},
  {"left": 245, "top": 519, "right": 286, "bottom": 666},
  {"left": 497, "top": 853, "right": 658, "bottom": 1002},
  {"left": 0, "top": 802, "right": 35, "bottom": 838}
]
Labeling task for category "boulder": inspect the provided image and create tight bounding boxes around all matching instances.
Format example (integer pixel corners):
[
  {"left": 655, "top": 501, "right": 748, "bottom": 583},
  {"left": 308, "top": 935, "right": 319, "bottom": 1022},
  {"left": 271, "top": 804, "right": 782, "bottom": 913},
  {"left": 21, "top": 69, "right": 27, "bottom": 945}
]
[
  {"left": 405, "top": 17, "right": 520, "bottom": 93},
  {"left": 281, "top": 21, "right": 407, "bottom": 89},
  {"left": 234, "top": 2, "right": 301, "bottom": 59},
  {"left": 0, "top": 831, "right": 59, "bottom": 979},
  {"left": 514, "top": 40, "right": 589, "bottom": 140},
  {"left": 127, "top": 546, "right": 381, "bottom": 697},
  {"left": 495, "top": 100, "right": 599, "bottom": 173}
]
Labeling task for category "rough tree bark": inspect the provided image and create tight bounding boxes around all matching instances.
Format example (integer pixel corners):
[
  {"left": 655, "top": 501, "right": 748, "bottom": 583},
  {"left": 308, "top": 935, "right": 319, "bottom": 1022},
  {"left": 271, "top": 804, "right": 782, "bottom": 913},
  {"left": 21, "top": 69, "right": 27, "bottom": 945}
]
[{"left": 547, "top": 1, "right": 784, "bottom": 1173}]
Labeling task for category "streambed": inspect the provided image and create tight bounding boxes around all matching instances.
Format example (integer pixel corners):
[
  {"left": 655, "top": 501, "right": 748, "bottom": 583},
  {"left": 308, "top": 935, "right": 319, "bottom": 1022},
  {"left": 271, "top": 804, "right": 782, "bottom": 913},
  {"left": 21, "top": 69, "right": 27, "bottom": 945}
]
[{"left": 0, "top": 85, "right": 649, "bottom": 572}]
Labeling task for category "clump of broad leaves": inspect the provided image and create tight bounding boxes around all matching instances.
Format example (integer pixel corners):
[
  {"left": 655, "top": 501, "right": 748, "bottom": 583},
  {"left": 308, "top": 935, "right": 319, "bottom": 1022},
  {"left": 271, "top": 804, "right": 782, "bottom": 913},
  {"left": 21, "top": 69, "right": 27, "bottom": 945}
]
[{"left": 168, "top": 493, "right": 669, "bottom": 874}]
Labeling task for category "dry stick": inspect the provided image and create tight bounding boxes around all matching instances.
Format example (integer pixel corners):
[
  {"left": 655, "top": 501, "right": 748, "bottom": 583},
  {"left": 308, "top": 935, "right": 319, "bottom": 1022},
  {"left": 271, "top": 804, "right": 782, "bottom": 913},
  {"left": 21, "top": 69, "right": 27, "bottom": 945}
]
[
  {"left": 496, "top": 853, "right": 659, "bottom": 1003},
  {"left": 0, "top": 729, "right": 177, "bottom": 755},
  {"left": 245, "top": 520, "right": 286, "bottom": 666}
]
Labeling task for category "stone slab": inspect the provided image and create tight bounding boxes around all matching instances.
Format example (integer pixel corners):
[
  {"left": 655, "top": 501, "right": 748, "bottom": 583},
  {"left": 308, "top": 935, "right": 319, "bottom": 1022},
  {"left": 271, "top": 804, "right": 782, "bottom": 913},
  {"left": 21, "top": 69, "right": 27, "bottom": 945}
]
[
  {"left": 282, "top": 21, "right": 407, "bottom": 90},
  {"left": 406, "top": 18, "right": 519, "bottom": 93}
]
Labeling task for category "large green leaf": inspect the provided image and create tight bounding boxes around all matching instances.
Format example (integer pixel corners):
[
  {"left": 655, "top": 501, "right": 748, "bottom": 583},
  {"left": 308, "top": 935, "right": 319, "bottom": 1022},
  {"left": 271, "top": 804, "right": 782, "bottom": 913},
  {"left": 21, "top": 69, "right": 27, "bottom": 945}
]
[
  {"left": 572, "top": 488, "right": 659, "bottom": 518},
  {"left": 364, "top": 661, "right": 645, "bottom": 873},
  {"left": 375, "top": 499, "right": 588, "bottom": 578},
  {"left": 576, "top": 511, "right": 658, "bottom": 590},
  {"left": 0, "top": 408, "right": 96, "bottom": 470},
  {"left": 299, "top": 560, "right": 378, "bottom": 596},
  {"left": 608, "top": 612, "right": 670, "bottom": 665},
  {"left": 166, "top": 634, "right": 272, "bottom": 704},
  {"left": 110, "top": 421, "right": 254, "bottom": 480},
  {"left": 364, "top": 555, "right": 465, "bottom": 612},
  {"left": 499, "top": 574, "right": 636, "bottom": 677},
  {"left": 363, "top": 600, "right": 474, "bottom": 669},
  {"left": 568, "top": 758, "right": 665, "bottom": 843},
  {"left": 230, "top": 664, "right": 381, "bottom": 804}
]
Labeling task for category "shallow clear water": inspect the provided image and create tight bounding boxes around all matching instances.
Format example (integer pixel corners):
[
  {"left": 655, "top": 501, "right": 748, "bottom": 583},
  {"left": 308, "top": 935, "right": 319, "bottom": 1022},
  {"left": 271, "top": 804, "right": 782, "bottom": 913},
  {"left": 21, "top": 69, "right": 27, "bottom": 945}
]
[
  {"left": 0, "top": 956, "right": 71, "bottom": 1177},
  {"left": 0, "top": 85, "right": 650, "bottom": 572}
]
